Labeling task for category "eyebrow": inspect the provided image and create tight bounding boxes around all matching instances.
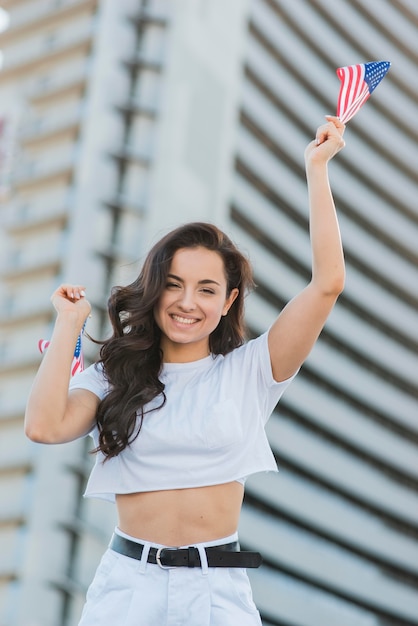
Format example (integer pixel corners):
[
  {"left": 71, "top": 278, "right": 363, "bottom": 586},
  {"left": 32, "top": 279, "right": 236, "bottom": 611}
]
[{"left": 167, "top": 273, "right": 221, "bottom": 287}]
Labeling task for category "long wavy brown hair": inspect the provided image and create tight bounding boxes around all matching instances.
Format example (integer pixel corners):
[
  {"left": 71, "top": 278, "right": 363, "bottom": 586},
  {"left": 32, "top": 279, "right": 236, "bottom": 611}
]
[{"left": 95, "top": 222, "right": 254, "bottom": 459}]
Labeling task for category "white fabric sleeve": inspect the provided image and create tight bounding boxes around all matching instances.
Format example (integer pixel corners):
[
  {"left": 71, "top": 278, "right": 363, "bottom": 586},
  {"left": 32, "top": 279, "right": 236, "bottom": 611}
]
[
  {"left": 257, "top": 330, "right": 298, "bottom": 387},
  {"left": 233, "top": 331, "right": 298, "bottom": 423},
  {"left": 68, "top": 362, "right": 110, "bottom": 400}
]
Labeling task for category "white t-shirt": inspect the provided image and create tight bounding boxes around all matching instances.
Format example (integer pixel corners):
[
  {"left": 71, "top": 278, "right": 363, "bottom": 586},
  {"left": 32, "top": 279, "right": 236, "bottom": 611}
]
[{"left": 69, "top": 331, "right": 296, "bottom": 502}]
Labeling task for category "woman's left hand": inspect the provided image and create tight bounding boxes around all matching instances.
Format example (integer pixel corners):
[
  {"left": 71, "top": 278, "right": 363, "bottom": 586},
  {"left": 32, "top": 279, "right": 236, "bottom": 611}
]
[{"left": 305, "top": 116, "right": 345, "bottom": 166}]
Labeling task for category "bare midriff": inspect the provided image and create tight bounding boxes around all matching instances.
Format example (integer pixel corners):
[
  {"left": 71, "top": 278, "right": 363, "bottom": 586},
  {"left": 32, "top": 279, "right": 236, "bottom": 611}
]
[{"left": 116, "top": 481, "right": 244, "bottom": 547}]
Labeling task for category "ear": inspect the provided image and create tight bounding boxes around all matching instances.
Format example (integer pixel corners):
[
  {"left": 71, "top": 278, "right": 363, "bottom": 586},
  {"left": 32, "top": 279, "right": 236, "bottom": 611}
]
[{"left": 222, "top": 288, "right": 239, "bottom": 316}]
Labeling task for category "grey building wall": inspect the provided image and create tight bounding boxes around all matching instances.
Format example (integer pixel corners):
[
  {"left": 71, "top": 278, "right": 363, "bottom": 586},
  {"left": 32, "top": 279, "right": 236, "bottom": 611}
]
[
  {"left": 0, "top": 1, "right": 417, "bottom": 625},
  {"left": 232, "top": 2, "right": 418, "bottom": 625}
]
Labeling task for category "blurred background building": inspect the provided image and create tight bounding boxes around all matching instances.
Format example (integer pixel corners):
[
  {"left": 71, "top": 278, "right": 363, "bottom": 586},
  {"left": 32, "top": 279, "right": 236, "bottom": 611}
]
[{"left": 0, "top": 1, "right": 417, "bottom": 625}]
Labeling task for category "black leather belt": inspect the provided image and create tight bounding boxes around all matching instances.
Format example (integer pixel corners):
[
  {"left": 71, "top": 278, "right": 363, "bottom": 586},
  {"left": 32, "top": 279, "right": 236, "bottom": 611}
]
[{"left": 109, "top": 534, "right": 262, "bottom": 569}]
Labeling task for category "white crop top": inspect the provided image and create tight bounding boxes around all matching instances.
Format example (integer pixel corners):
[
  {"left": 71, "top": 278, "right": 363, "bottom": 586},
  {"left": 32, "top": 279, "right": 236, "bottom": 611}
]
[{"left": 69, "top": 331, "right": 296, "bottom": 502}]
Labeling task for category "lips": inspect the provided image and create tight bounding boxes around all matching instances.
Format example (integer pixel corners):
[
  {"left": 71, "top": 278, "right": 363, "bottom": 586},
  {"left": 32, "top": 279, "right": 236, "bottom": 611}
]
[{"left": 170, "top": 314, "right": 199, "bottom": 325}]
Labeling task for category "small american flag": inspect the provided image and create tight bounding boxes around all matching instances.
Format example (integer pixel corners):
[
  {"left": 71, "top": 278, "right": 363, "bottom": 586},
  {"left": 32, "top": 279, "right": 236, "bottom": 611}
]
[
  {"left": 38, "top": 326, "right": 85, "bottom": 377},
  {"left": 336, "top": 61, "right": 390, "bottom": 124}
]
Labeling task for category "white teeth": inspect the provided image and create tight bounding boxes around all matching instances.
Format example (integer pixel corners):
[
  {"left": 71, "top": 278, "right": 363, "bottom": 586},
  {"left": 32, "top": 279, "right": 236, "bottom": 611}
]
[{"left": 171, "top": 315, "right": 197, "bottom": 325}]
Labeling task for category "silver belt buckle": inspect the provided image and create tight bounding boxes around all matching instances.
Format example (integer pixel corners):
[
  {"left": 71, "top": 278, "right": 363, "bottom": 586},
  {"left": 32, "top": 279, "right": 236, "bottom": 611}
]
[{"left": 156, "top": 547, "right": 177, "bottom": 569}]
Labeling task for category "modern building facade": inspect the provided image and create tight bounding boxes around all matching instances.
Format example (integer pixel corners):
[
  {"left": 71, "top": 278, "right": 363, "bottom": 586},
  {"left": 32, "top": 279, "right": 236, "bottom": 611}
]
[{"left": 0, "top": 1, "right": 417, "bottom": 625}]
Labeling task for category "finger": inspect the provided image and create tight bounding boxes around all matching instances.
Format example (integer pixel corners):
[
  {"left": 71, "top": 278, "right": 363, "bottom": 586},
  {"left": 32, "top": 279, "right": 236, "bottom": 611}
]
[
  {"left": 64, "top": 285, "right": 80, "bottom": 300},
  {"left": 59, "top": 284, "right": 87, "bottom": 301},
  {"left": 324, "top": 115, "right": 346, "bottom": 135},
  {"left": 315, "top": 127, "right": 329, "bottom": 145},
  {"left": 72, "top": 286, "right": 86, "bottom": 300},
  {"left": 316, "top": 120, "right": 345, "bottom": 146}
]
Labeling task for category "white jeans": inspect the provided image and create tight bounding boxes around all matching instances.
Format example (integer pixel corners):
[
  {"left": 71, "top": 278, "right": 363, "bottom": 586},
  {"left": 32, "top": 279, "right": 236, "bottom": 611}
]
[{"left": 78, "top": 529, "right": 262, "bottom": 626}]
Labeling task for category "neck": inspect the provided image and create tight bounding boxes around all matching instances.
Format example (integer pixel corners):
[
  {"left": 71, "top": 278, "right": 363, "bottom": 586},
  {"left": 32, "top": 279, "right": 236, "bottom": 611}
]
[{"left": 160, "top": 340, "right": 210, "bottom": 363}]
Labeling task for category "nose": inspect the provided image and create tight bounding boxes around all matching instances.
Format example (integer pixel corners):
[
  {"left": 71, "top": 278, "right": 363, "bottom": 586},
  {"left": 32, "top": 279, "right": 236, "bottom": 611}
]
[{"left": 178, "top": 288, "right": 196, "bottom": 311}]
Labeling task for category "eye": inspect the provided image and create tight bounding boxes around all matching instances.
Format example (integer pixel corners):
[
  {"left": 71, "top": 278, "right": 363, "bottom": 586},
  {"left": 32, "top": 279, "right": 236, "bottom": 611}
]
[
  {"left": 166, "top": 282, "right": 181, "bottom": 289},
  {"left": 200, "top": 287, "right": 215, "bottom": 295}
]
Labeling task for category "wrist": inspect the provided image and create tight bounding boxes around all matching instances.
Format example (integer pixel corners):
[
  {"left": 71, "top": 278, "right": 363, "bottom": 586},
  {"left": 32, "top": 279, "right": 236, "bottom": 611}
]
[
  {"left": 305, "top": 160, "right": 330, "bottom": 185},
  {"left": 55, "top": 310, "right": 87, "bottom": 332},
  {"left": 305, "top": 156, "right": 329, "bottom": 171}
]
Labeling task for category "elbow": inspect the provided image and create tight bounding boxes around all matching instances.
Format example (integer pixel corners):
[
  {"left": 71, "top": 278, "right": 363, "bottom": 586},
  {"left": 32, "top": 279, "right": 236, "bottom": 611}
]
[
  {"left": 24, "top": 411, "right": 54, "bottom": 444},
  {"left": 25, "top": 421, "right": 48, "bottom": 444},
  {"left": 323, "top": 265, "right": 346, "bottom": 297},
  {"left": 313, "top": 260, "right": 345, "bottom": 298},
  {"left": 314, "top": 273, "right": 345, "bottom": 299},
  {"left": 325, "top": 283, "right": 344, "bottom": 301},
  {"left": 336, "top": 267, "right": 346, "bottom": 294},
  {"left": 329, "top": 273, "right": 345, "bottom": 297}
]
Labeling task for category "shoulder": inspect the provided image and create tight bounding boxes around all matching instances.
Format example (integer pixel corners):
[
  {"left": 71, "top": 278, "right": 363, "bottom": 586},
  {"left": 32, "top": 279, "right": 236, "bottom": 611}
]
[
  {"left": 225, "top": 331, "right": 297, "bottom": 388},
  {"left": 225, "top": 332, "right": 270, "bottom": 364},
  {"left": 69, "top": 362, "right": 110, "bottom": 400},
  {"left": 222, "top": 332, "right": 270, "bottom": 379}
]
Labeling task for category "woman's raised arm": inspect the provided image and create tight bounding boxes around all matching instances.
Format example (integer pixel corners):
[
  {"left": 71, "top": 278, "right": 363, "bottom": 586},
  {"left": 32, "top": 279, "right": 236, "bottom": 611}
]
[
  {"left": 268, "top": 116, "right": 346, "bottom": 382},
  {"left": 25, "top": 284, "right": 99, "bottom": 444}
]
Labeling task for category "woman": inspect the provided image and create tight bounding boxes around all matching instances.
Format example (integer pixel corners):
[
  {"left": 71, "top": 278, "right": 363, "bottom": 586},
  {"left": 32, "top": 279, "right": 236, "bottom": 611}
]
[{"left": 25, "top": 116, "right": 345, "bottom": 625}]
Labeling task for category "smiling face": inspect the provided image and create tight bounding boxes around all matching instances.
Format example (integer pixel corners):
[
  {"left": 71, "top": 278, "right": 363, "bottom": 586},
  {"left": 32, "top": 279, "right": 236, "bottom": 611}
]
[{"left": 154, "top": 246, "right": 239, "bottom": 362}]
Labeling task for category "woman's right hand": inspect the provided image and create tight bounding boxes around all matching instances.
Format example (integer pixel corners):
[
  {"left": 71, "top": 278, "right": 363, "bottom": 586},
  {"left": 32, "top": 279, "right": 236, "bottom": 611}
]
[
  {"left": 25, "top": 283, "right": 98, "bottom": 445},
  {"left": 51, "top": 283, "right": 91, "bottom": 325}
]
